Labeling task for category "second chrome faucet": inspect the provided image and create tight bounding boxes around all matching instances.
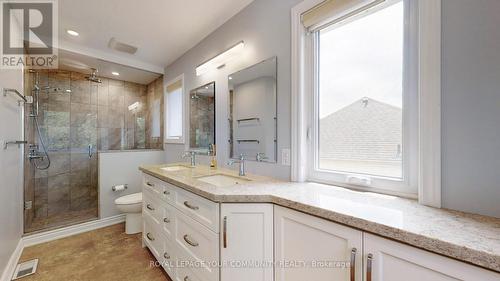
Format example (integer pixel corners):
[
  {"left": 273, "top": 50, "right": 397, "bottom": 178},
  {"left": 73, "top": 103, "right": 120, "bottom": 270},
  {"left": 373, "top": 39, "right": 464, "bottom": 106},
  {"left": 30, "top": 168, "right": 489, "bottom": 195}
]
[
  {"left": 227, "top": 154, "right": 246, "bottom": 176},
  {"left": 182, "top": 151, "right": 197, "bottom": 167}
]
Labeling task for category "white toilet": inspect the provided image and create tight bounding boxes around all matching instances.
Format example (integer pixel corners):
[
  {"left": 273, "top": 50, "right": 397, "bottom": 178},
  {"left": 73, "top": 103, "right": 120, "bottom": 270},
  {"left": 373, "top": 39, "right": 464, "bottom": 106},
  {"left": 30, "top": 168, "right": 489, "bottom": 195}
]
[{"left": 115, "top": 192, "right": 143, "bottom": 234}]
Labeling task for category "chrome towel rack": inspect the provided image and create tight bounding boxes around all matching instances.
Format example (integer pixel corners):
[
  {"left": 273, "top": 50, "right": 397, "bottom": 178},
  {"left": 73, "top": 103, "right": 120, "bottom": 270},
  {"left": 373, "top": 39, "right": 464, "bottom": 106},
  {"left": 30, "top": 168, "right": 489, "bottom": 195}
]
[
  {"left": 3, "top": 88, "right": 32, "bottom": 105},
  {"left": 237, "top": 139, "right": 260, "bottom": 144}
]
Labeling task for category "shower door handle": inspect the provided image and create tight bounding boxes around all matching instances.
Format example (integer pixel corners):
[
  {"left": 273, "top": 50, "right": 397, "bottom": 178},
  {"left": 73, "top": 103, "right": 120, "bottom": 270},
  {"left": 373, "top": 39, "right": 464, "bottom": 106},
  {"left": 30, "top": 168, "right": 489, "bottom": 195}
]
[{"left": 88, "top": 144, "right": 93, "bottom": 159}]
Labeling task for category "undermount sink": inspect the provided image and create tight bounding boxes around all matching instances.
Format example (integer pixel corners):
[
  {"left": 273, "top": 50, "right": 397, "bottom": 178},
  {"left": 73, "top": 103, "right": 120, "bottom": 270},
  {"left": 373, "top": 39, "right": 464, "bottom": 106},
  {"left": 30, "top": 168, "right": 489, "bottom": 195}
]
[
  {"left": 161, "top": 165, "right": 192, "bottom": 172},
  {"left": 197, "top": 174, "right": 251, "bottom": 187}
]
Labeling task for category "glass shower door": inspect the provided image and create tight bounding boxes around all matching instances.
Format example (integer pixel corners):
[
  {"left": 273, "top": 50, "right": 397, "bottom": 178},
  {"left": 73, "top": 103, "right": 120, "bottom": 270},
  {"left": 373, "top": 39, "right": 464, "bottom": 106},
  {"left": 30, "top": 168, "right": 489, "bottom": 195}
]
[{"left": 24, "top": 70, "right": 99, "bottom": 233}]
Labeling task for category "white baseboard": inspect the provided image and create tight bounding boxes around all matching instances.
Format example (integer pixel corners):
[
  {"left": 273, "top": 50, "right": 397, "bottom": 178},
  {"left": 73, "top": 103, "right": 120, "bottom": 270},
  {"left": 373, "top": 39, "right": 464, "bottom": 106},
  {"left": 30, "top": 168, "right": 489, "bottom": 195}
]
[
  {"left": 1, "top": 214, "right": 125, "bottom": 281},
  {"left": 0, "top": 240, "right": 23, "bottom": 281},
  {"left": 22, "top": 214, "right": 125, "bottom": 248}
]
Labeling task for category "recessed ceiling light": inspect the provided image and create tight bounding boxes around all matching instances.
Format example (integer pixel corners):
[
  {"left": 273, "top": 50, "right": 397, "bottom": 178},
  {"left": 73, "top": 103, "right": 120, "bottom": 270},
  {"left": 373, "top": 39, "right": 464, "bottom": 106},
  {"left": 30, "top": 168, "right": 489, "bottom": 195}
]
[
  {"left": 229, "top": 76, "right": 233, "bottom": 80},
  {"left": 66, "top": 29, "right": 79, "bottom": 36},
  {"left": 111, "top": 72, "right": 120, "bottom": 76}
]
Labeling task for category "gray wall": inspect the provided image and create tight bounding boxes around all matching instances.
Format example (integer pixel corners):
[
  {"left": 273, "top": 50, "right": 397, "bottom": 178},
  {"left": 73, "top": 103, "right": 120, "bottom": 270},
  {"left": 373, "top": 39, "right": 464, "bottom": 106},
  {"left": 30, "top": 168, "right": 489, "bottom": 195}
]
[
  {"left": 164, "top": 0, "right": 500, "bottom": 217},
  {"left": 164, "top": 0, "right": 301, "bottom": 180},
  {"left": 441, "top": 0, "right": 500, "bottom": 218},
  {"left": 99, "top": 150, "right": 165, "bottom": 218},
  {"left": 0, "top": 69, "right": 24, "bottom": 277}
]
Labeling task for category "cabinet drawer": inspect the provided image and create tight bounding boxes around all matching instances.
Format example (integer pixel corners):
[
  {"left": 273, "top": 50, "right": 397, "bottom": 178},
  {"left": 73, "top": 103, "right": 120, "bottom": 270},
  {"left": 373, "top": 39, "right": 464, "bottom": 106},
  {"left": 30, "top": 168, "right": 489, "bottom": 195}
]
[
  {"left": 161, "top": 231, "right": 178, "bottom": 280},
  {"left": 143, "top": 174, "right": 176, "bottom": 203},
  {"left": 177, "top": 266, "right": 212, "bottom": 281},
  {"left": 175, "top": 187, "right": 219, "bottom": 232},
  {"left": 175, "top": 208, "right": 219, "bottom": 281},
  {"left": 161, "top": 203, "right": 176, "bottom": 239},
  {"left": 143, "top": 219, "right": 162, "bottom": 260},
  {"left": 143, "top": 174, "right": 164, "bottom": 195},
  {"left": 143, "top": 193, "right": 162, "bottom": 225}
]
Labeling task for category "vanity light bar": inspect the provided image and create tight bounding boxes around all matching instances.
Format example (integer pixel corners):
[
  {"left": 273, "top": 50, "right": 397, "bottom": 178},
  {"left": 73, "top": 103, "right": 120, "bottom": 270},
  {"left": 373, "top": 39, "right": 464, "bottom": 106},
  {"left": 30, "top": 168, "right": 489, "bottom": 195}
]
[{"left": 196, "top": 41, "right": 245, "bottom": 76}]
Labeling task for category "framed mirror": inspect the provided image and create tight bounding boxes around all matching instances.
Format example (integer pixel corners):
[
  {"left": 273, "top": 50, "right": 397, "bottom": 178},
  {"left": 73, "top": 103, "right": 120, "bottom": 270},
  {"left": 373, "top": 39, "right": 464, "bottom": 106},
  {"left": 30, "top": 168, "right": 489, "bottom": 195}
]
[
  {"left": 189, "top": 82, "right": 215, "bottom": 152},
  {"left": 228, "top": 57, "right": 277, "bottom": 162}
]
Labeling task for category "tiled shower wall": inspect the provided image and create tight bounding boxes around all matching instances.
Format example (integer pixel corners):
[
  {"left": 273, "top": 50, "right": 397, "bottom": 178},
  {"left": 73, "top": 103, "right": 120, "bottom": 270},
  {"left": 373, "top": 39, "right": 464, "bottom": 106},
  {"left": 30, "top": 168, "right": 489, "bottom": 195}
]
[
  {"left": 146, "top": 76, "right": 164, "bottom": 149},
  {"left": 189, "top": 95, "right": 215, "bottom": 149},
  {"left": 24, "top": 70, "right": 163, "bottom": 233}
]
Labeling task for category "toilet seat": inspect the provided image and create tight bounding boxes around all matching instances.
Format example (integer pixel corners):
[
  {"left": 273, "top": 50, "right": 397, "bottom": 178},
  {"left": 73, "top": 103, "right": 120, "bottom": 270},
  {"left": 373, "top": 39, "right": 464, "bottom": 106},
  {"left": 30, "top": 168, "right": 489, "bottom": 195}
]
[{"left": 115, "top": 192, "right": 142, "bottom": 205}]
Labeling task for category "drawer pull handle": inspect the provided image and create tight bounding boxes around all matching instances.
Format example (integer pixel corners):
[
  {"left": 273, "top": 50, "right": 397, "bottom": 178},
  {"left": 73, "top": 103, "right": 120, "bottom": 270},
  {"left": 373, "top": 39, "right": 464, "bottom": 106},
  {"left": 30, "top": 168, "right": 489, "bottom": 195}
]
[
  {"left": 163, "top": 190, "right": 170, "bottom": 195},
  {"left": 163, "top": 218, "right": 170, "bottom": 223},
  {"left": 350, "top": 248, "right": 357, "bottom": 281},
  {"left": 183, "top": 234, "right": 199, "bottom": 247},
  {"left": 164, "top": 252, "right": 170, "bottom": 259},
  {"left": 146, "top": 233, "right": 154, "bottom": 241},
  {"left": 184, "top": 277, "right": 190, "bottom": 281},
  {"left": 223, "top": 216, "right": 228, "bottom": 248},
  {"left": 367, "top": 253, "right": 373, "bottom": 281},
  {"left": 146, "top": 182, "right": 154, "bottom": 187},
  {"left": 183, "top": 201, "right": 199, "bottom": 210},
  {"left": 146, "top": 204, "right": 155, "bottom": 211}
]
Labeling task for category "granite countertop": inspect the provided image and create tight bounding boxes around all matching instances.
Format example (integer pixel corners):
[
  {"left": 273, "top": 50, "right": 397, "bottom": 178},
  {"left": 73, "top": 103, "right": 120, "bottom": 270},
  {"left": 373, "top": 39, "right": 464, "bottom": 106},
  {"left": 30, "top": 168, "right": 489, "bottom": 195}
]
[{"left": 139, "top": 163, "right": 500, "bottom": 272}]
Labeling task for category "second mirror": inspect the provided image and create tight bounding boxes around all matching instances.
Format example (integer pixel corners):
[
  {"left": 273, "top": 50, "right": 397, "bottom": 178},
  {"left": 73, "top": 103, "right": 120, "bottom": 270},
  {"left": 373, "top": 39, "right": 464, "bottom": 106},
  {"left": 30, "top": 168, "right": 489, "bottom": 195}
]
[{"left": 228, "top": 57, "right": 277, "bottom": 163}]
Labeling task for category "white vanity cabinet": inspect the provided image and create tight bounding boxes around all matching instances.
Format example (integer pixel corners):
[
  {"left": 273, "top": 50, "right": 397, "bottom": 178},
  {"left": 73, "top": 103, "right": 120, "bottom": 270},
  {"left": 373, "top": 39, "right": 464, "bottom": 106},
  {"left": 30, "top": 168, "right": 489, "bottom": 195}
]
[
  {"left": 220, "top": 204, "right": 274, "bottom": 281},
  {"left": 274, "top": 206, "right": 363, "bottom": 281},
  {"left": 142, "top": 172, "right": 499, "bottom": 281},
  {"left": 364, "top": 233, "right": 500, "bottom": 281},
  {"left": 142, "top": 173, "right": 220, "bottom": 281},
  {"left": 274, "top": 206, "right": 500, "bottom": 281}
]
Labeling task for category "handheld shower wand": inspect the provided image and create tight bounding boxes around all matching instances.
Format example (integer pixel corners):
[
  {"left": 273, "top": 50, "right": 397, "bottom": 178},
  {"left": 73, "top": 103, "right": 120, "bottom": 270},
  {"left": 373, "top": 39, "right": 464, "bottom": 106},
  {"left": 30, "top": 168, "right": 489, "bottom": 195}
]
[{"left": 29, "top": 71, "right": 51, "bottom": 170}]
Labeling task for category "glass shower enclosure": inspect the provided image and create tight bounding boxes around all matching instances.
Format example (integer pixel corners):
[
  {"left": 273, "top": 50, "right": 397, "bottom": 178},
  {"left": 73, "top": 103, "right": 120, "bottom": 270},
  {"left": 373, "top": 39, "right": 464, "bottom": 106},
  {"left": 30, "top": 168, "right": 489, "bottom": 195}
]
[
  {"left": 22, "top": 66, "right": 164, "bottom": 234},
  {"left": 23, "top": 70, "right": 98, "bottom": 233}
]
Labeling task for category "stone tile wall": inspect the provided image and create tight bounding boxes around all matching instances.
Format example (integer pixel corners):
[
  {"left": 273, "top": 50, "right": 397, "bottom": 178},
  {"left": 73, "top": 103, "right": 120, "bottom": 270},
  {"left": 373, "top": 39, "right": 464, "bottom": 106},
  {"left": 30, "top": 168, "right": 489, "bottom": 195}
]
[{"left": 23, "top": 70, "right": 163, "bottom": 233}]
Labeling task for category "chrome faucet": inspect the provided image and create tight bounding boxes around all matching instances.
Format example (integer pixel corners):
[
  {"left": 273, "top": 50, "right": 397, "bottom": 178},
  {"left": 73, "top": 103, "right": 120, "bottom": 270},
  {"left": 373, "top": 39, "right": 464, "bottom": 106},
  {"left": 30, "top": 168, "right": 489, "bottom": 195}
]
[
  {"left": 228, "top": 154, "right": 246, "bottom": 176},
  {"left": 256, "top": 152, "right": 268, "bottom": 162},
  {"left": 182, "top": 151, "right": 197, "bottom": 167}
]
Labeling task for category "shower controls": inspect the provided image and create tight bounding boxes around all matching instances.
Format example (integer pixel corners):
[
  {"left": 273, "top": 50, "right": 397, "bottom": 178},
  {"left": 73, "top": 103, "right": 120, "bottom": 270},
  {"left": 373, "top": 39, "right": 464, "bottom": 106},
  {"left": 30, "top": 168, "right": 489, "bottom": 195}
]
[{"left": 28, "top": 144, "right": 45, "bottom": 161}]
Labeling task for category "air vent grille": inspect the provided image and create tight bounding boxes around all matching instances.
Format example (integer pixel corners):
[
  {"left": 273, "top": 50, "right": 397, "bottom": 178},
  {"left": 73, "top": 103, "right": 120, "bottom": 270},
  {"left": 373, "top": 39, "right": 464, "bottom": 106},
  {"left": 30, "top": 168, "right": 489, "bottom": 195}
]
[
  {"left": 12, "top": 259, "right": 38, "bottom": 280},
  {"left": 108, "top": 37, "right": 138, "bottom": 54}
]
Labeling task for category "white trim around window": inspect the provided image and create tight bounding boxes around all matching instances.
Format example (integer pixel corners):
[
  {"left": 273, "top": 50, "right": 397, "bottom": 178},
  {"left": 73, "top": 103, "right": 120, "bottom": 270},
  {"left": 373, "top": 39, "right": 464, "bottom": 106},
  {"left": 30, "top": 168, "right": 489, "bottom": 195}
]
[
  {"left": 164, "top": 74, "right": 186, "bottom": 144},
  {"left": 291, "top": 0, "right": 441, "bottom": 207}
]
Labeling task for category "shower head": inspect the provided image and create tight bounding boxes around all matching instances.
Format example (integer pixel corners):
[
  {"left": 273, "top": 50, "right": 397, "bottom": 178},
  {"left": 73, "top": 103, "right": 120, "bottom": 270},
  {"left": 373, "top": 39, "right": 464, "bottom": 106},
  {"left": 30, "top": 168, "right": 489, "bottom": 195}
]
[{"left": 86, "top": 68, "right": 102, "bottom": 83}]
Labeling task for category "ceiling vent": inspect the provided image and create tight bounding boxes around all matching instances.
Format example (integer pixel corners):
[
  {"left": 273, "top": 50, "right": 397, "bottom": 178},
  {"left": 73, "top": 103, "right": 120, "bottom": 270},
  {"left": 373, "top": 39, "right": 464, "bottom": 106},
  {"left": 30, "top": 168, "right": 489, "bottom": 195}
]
[{"left": 108, "top": 37, "right": 138, "bottom": 54}]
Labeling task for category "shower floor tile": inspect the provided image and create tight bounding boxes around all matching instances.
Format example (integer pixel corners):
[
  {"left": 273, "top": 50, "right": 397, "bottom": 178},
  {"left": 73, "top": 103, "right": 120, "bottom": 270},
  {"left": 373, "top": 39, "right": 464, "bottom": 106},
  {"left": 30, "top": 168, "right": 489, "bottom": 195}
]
[
  {"left": 25, "top": 208, "right": 98, "bottom": 234},
  {"left": 18, "top": 223, "right": 170, "bottom": 281}
]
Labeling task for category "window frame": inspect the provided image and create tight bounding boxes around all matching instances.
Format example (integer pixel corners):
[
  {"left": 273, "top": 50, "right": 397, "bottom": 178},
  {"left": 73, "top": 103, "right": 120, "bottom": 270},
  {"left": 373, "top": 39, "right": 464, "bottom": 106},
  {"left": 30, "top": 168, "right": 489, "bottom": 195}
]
[
  {"left": 291, "top": 0, "right": 442, "bottom": 206},
  {"left": 308, "top": 0, "right": 418, "bottom": 197},
  {"left": 164, "top": 74, "right": 185, "bottom": 144}
]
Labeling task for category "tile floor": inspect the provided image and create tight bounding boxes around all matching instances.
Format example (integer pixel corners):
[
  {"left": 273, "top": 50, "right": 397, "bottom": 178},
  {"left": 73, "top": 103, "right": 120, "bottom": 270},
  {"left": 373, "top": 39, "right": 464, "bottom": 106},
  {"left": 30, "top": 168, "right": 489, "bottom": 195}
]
[{"left": 18, "top": 223, "right": 170, "bottom": 281}]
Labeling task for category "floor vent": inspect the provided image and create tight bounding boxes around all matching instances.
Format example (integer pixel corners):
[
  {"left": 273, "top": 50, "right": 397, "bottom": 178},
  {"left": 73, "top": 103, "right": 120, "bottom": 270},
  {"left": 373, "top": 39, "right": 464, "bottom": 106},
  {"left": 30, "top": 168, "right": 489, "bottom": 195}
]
[{"left": 12, "top": 259, "right": 38, "bottom": 280}]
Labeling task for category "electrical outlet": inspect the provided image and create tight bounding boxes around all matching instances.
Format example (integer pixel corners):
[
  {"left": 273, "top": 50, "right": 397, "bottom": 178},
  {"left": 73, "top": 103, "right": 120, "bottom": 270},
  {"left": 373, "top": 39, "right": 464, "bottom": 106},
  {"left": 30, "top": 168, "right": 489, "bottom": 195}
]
[{"left": 281, "top": 148, "right": 291, "bottom": 166}]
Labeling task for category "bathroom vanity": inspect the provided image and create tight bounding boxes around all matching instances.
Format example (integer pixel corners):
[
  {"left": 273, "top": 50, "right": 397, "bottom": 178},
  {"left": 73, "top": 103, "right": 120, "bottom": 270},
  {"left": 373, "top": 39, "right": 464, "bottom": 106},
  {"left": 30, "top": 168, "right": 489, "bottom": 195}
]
[{"left": 140, "top": 164, "right": 500, "bottom": 281}]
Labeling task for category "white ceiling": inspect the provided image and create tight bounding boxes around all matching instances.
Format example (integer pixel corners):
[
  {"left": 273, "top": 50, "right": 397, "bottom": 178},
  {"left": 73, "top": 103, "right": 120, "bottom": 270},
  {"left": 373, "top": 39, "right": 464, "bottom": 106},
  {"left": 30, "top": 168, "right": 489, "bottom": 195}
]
[
  {"left": 58, "top": 49, "right": 162, "bottom": 85},
  {"left": 58, "top": 0, "right": 254, "bottom": 72}
]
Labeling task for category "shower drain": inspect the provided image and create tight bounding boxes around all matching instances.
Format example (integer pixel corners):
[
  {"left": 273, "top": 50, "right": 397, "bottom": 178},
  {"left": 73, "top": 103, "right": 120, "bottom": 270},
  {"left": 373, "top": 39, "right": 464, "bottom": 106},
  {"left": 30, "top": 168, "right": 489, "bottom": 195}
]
[{"left": 12, "top": 259, "right": 38, "bottom": 280}]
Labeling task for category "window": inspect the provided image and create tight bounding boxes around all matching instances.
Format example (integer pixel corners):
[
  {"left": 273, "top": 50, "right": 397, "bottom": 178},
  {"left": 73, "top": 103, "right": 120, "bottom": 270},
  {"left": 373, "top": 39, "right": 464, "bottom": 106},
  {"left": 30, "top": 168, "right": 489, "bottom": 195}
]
[
  {"left": 293, "top": 0, "right": 432, "bottom": 198},
  {"left": 165, "top": 75, "right": 185, "bottom": 143},
  {"left": 293, "top": 0, "right": 441, "bottom": 204}
]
